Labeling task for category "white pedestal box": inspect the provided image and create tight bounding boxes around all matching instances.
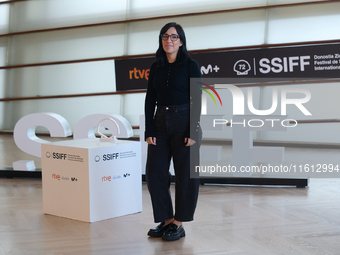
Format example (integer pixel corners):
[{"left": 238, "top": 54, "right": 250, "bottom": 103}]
[{"left": 41, "top": 138, "right": 142, "bottom": 222}]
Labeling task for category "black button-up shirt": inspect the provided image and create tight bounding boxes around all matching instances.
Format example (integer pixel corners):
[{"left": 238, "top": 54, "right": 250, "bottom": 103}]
[{"left": 145, "top": 58, "right": 202, "bottom": 140}]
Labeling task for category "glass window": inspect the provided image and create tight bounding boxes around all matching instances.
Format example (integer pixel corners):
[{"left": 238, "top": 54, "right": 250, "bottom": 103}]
[
  {"left": 0, "top": 5, "right": 9, "bottom": 33},
  {"left": 127, "top": 10, "right": 267, "bottom": 55},
  {"left": 267, "top": 3, "right": 340, "bottom": 43},
  {"left": 9, "top": 0, "right": 128, "bottom": 32},
  {"left": 6, "top": 60, "right": 116, "bottom": 98},
  {"left": 8, "top": 24, "right": 125, "bottom": 65},
  {"left": 128, "top": 0, "right": 267, "bottom": 19}
]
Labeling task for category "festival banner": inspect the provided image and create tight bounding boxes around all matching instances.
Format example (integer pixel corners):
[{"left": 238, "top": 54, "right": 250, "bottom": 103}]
[{"left": 115, "top": 43, "right": 340, "bottom": 91}]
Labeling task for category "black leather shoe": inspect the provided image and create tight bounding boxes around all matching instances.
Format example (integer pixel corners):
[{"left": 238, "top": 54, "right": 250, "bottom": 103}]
[
  {"left": 147, "top": 222, "right": 171, "bottom": 237},
  {"left": 162, "top": 223, "right": 185, "bottom": 241}
]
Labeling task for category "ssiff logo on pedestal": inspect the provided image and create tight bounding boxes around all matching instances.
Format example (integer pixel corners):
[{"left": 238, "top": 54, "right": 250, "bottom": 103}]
[
  {"left": 94, "top": 150, "right": 137, "bottom": 163},
  {"left": 46, "top": 151, "right": 67, "bottom": 160},
  {"left": 45, "top": 151, "right": 84, "bottom": 163}
]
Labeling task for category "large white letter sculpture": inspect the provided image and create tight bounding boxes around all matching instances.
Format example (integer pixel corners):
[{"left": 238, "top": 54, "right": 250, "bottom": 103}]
[
  {"left": 13, "top": 113, "right": 72, "bottom": 170},
  {"left": 12, "top": 113, "right": 133, "bottom": 171}
]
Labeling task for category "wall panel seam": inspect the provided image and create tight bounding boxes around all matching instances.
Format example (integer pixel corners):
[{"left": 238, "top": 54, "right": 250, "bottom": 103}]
[{"left": 1, "top": 39, "right": 340, "bottom": 70}]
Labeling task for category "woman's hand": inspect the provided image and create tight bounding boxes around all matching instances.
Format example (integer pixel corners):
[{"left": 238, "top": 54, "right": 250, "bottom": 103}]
[
  {"left": 184, "top": 138, "right": 196, "bottom": 147},
  {"left": 146, "top": 137, "right": 157, "bottom": 145}
]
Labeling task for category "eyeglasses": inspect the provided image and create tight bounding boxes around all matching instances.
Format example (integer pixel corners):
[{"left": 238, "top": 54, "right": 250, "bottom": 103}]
[{"left": 161, "top": 34, "right": 180, "bottom": 41}]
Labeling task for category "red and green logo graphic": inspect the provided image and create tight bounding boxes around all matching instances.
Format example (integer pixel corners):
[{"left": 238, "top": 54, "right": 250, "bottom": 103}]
[{"left": 199, "top": 82, "right": 222, "bottom": 106}]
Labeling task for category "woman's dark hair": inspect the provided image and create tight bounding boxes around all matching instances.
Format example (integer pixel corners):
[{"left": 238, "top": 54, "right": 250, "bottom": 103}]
[{"left": 156, "top": 22, "right": 190, "bottom": 67}]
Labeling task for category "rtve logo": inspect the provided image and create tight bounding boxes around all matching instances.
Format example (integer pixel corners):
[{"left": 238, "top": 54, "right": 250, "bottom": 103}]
[
  {"left": 52, "top": 173, "right": 61, "bottom": 180},
  {"left": 129, "top": 68, "right": 150, "bottom": 80}
]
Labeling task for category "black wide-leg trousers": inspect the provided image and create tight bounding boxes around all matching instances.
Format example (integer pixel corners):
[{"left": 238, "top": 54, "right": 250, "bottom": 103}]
[{"left": 146, "top": 104, "right": 200, "bottom": 223}]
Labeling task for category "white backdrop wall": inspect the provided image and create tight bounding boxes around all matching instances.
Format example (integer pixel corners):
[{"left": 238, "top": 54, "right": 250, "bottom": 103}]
[{"left": 1, "top": 0, "right": 340, "bottom": 144}]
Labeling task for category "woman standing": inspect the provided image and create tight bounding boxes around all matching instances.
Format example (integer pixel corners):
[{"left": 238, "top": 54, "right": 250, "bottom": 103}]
[{"left": 144, "top": 22, "right": 202, "bottom": 241}]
